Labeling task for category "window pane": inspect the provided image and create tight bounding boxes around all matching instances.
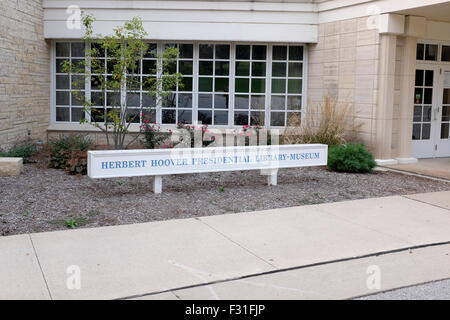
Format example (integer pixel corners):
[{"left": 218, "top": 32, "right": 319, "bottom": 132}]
[
  {"left": 272, "top": 63, "right": 286, "bottom": 77},
  {"left": 236, "top": 62, "right": 250, "bottom": 76},
  {"left": 250, "top": 95, "right": 265, "bottom": 110},
  {"left": 215, "top": 45, "right": 230, "bottom": 59},
  {"left": 143, "top": 60, "right": 156, "bottom": 74},
  {"left": 215, "top": 78, "right": 229, "bottom": 92},
  {"left": 422, "top": 123, "right": 431, "bottom": 139},
  {"left": 416, "top": 43, "right": 424, "bottom": 60},
  {"left": 441, "top": 123, "right": 449, "bottom": 139},
  {"left": 251, "top": 79, "right": 265, "bottom": 93},
  {"left": 412, "top": 124, "right": 421, "bottom": 140},
  {"left": 214, "top": 111, "right": 228, "bottom": 125},
  {"left": 270, "top": 112, "right": 285, "bottom": 126},
  {"left": 163, "top": 93, "right": 176, "bottom": 108},
  {"left": 425, "top": 70, "right": 434, "bottom": 87},
  {"left": 423, "top": 105, "right": 432, "bottom": 122},
  {"left": 234, "top": 111, "right": 248, "bottom": 125},
  {"left": 180, "top": 77, "right": 192, "bottom": 91},
  {"left": 273, "top": 46, "right": 287, "bottom": 60},
  {"left": 425, "top": 44, "right": 438, "bottom": 61},
  {"left": 199, "top": 44, "right": 214, "bottom": 59},
  {"left": 72, "top": 91, "right": 85, "bottom": 106},
  {"left": 199, "top": 61, "right": 213, "bottom": 75},
  {"left": 56, "top": 59, "right": 68, "bottom": 73},
  {"left": 288, "top": 63, "right": 303, "bottom": 77},
  {"left": 91, "top": 92, "right": 104, "bottom": 106},
  {"left": 214, "top": 94, "right": 229, "bottom": 109},
  {"left": 71, "top": 42, "right": 85, "bottom": 57},
  {"left": 272, "top": 79, "right": 286, "bottom": 94},
  {"left": 162, "top": 109, "right": 176, "bottom": 124},
  {"left": 252, "top": 62, "right": 266, "bottom": 76},
  {"left": 287, "top": 96, "right": 302, "bottom": 110},
  {"left": 178, "top": 109, "right": 192, "bottom": 124},
  {"left": 178, "top": 93, "right": 192, "bottom": 108},
  {"left": 142, "top": 94, "right": 155, "bottom": 108},
  {"left": 236, "top": 45, "right": 250, "bottom": 60},
  {"left": 198, "top": 94, "right": 212, "bottom": 109},
  {"left": 56, "top": 107, "right": 70, "bottom": 121},
  {"left": 126, "top": 93, "right": 140, "bottom": 107},
  {"left": 179, "top": 44, "right": 193, "bottom": 58},
  {"left": 198, "top": 110, "right": 212, "bottom": 125},
  {"left": 424, "top": 88, "right": 433, "bottom": 104},
  {"left": 250, "top": 112, "right": 264, "bottom": 126},
  {"left": 91, "top": 108, "right": 105, "bottom": 122},
  {"left": 235, "top": 78, "right": 249, "bottom": 93},
  {"left": 199, "top": 77, "right": 213, "bottom": 92},
  {"left": 413, "top": 106, "right": 422, "bottom": 122},
  {"left": 56, "top": 91, "right": 69, "bottom": 105},
  {"left": 56, "top": 75, "right": 70, "bottom": 89},
  {"left": 443, "top": 105, "right": 450, "bottom": 121},
  {"left": 56, "top": 43, "right": 70, "bottom": 57},
  {"left": 444, "top": 89, "right": 450, "bottom": 105},
  {"left": 144, "top": 43, "right": 157, "bottom": 58},
  {"left": 288, "top": 79, "right": 302, "bottom": 94},
  {"left": 252, "top": 45, "right": 266, "bottom": 60},
  {"left": 72, "top": 75, "right": 85, "bottom": 90},
  {"left": 415, "top": 88, "right": 423, "bottom": 104},
  {"left": 415, "top": 70, "right": 424, "bottom": 86},
  {"left": 289, "top": 46, "right": 303, "bottom": 61},
  {"left": 126, "top": 109, "right": 141, "bottom": 123},
  {"left": 107, "top": 93, "right": 120, "bottom": 106},
  {"left": 215, "top": 61, "right": 229, "bottom": 76},
  {"left": 235, "top": 95, "right": 249, "bottom": 109},
  {"left": 71, "top": 108, "right": 85, "bottom": 122},
  {"left": 271, "top": 96, "right": 285, "bottom": 110},
  {"left": 442, "top": 46, "right": 450, "bottom": 62},
  {"left": 179, "top": 61, "right": 193, "bottom": 75}
]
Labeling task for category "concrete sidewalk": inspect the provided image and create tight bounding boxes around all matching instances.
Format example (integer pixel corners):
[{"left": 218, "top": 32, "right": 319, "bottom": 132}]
[{"left": 0, "top": 191, "right": 449, "bottom": 300}]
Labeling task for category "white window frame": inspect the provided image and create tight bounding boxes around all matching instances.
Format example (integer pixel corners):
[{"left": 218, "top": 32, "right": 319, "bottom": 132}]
[{"left": 50, "top": 40, "right": 308, "bottom": 130}]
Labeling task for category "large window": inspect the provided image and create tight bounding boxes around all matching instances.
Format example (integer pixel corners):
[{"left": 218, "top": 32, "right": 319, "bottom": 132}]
[{"left": 53, "top": 42, "right": 306, "bottom": 127}]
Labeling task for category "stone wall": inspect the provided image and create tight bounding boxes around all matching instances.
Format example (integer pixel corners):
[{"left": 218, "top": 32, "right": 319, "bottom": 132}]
[
  {"left": 307, "top": 16, "right": 381, "bottom": 151},
  {"left": 0, "top": 0, "right": 50, "bottom": 150}
]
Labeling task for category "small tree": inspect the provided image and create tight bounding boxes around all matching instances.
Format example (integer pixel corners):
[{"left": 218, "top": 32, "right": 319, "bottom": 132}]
[{"left": 63, "top": 13, "right": 182, "bottom": 149}]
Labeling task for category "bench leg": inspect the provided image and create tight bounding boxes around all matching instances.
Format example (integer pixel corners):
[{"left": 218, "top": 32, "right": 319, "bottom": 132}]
[
  {"left": 153, "top": 175, "right": 162, "bottom": 194},
  {"left": 260, "top": 169, "right": 278, "bottom": 186}
]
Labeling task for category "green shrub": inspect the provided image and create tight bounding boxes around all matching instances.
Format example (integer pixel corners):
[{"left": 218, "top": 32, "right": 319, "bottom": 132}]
[
  {"left": 327, "top": 143, "right": 376, "bottom": 173},
  {"left": 48, "top": 134, "right": 92, "bottom": 174},
  {"left": 0, "top": 141, "right": 36, "bottom": 163}
]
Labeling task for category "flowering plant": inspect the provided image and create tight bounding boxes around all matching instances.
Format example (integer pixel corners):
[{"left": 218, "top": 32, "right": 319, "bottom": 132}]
[
  {"left": 177, "top": 122, "right": 215, "bottom": 148},
  {"left": 140, "top": 114, "right": 167, "bottom": 149}
]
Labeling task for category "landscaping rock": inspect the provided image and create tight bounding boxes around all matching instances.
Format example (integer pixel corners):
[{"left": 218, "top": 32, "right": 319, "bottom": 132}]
[{"left": 0, "top": 158, "right": 23, "bottom": 176}]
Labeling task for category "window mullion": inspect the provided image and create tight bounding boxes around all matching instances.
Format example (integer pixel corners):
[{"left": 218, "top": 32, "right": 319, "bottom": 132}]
[
  {"left": 156, "top": 41, "right": 163, "bottom": 124},
  {"left": 265, "top": 43, "right": 272, "bottom": 128},
  {"left": 193, "top": 42, "right": 199, "bottom": 125},
  {"left": 229, "top": 43, "right": 236, "bottom": 127}
]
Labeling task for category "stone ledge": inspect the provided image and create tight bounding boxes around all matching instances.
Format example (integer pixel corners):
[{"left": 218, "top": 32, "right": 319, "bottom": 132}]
[{"left": 0, "top": 157, "right": 23, "bottom": 176}]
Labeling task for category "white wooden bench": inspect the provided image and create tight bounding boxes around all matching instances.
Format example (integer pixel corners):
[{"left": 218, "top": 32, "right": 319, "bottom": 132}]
[{"left": 87, "top": 144, "right": 328, "bottom": 194}]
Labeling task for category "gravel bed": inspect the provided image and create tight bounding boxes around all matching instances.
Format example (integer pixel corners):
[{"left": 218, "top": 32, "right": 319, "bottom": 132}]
[{"left": 0, "top": 164, "right": 449, "bottom": 236}]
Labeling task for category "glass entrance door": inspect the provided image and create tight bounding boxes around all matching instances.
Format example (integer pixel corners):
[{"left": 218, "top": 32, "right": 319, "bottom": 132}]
[
  {"left": 412, "top": 66, "right": 438, "bottom": 158},
  {"left": 436, "top": 69, "right": 450, "bottom": 157},
  {"left": 413, "top": 65, "right": 450, "bottom": 158}
]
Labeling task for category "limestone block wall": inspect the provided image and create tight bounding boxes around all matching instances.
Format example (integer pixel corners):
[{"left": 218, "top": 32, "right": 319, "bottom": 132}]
[
  {"left": 307, "top": 16, "right": 380, "bottom": 151},
  {"left": 0, "top": 0, "right": 50, "bottom": 150}
]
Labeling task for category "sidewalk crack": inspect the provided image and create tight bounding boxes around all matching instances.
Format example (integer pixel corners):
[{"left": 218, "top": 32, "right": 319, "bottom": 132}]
[
  {"left": 28, "top": 234, "right": 53, "bottom": 300},
  {"left": 402, "top": 195, "right": 450, "bottom": 212},
  {"left": 194, "top": 217, "right": 278, "bottom": 269}
]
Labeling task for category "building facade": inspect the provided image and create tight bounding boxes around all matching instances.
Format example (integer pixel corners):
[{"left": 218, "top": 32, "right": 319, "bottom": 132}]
[{"left": 1, "top": 0, "right": 450, "bottom": 162}]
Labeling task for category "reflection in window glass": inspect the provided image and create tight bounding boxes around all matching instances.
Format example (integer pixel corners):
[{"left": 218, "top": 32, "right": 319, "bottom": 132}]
[
  {"left": 270, "top": 45, "right": 303, "bottom": 126},
  {"left": 198, "top": 43, "right": 230, "bottom": 125},
  {"left": 234, "top": 45, "right": 267, "bottom": 126},
  {"left": 54, "top": 42, "right": 306, "bottom": 127}
]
